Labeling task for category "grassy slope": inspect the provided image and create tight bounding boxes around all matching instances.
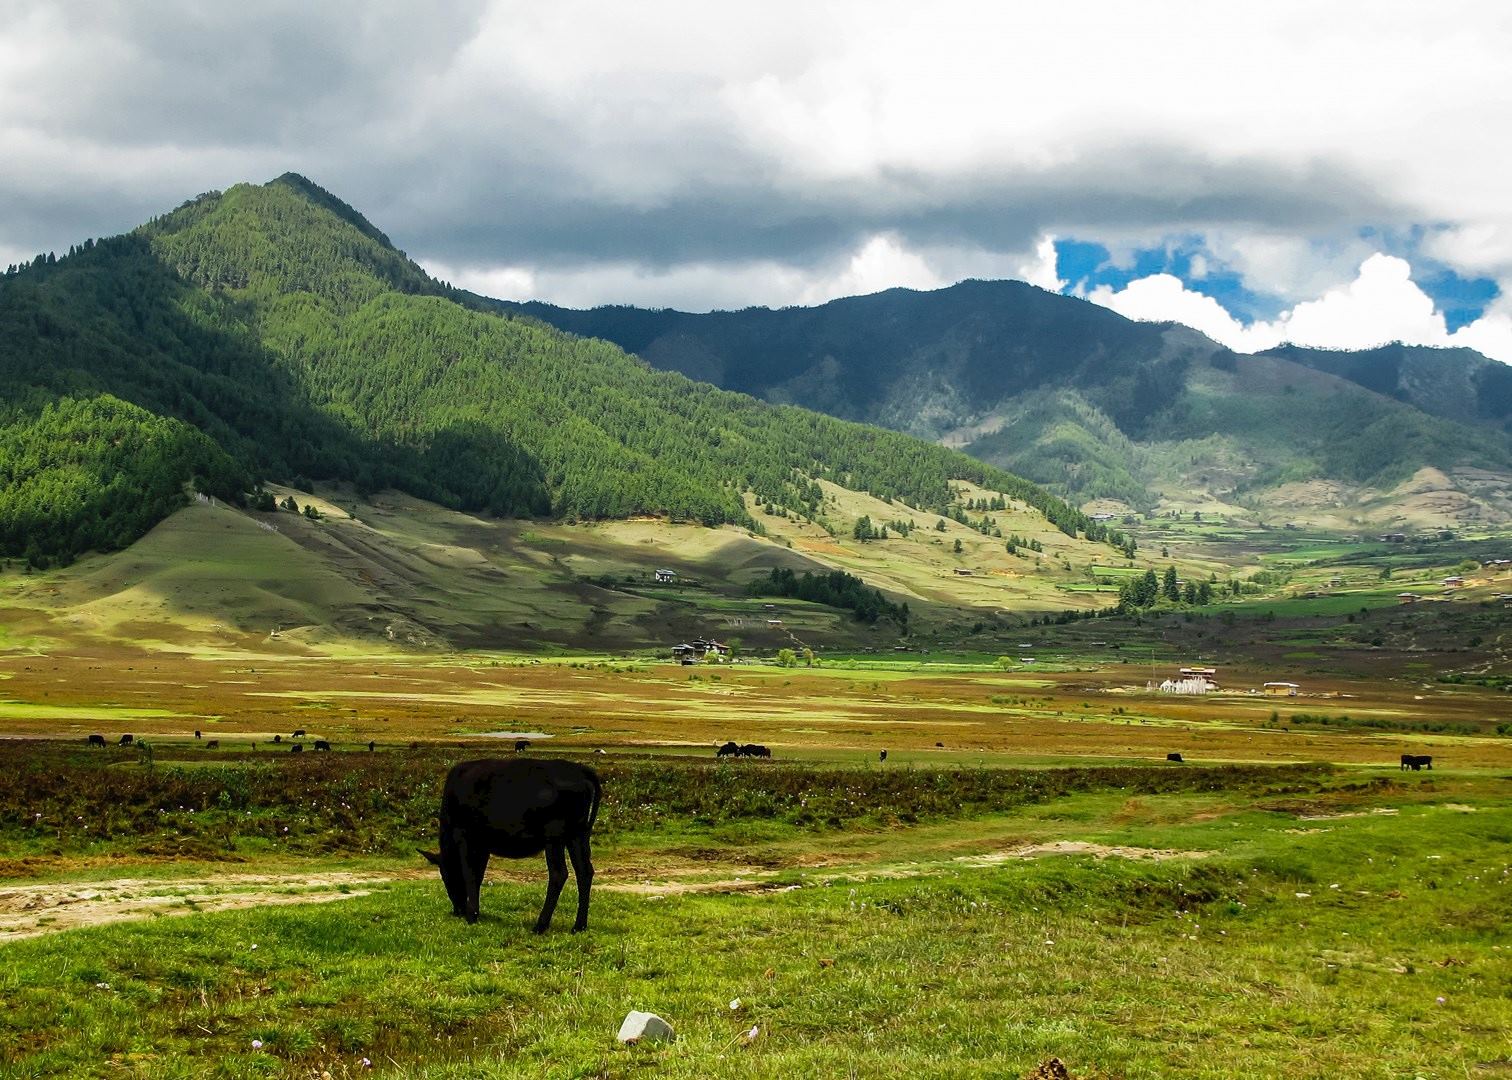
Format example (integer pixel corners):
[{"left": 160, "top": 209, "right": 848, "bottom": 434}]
[{"left": 0, "top": 476, "right": 1139, "bottom": 656}]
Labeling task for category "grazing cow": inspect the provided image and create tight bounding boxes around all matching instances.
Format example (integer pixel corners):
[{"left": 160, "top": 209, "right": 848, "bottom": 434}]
[
  {"left": 879, "top": 750, "right": 888, "bottom": 762},
  {"left": 290, "top": 743, "right": 304, "bottom": 753},
  {"left": 293, "top": 729, "right": 306, "bottom": 738},
  {"left": 87, "top": 734, "right": 106, "bottom": 747},
  {"left": 515, "top": 739, "right": 531, "bottom": 752},
  {"left": 314, "top": 739, "right": 332, "bottom": 751},
  {"left": 1400, "top": 754, "right": 1433, "bottom": 771},
  {"left": 273, "top": 734, "right": 283, "bottom": 744},
  {"left": 118, "top": 734, "right": 134, "bottom": 747},
  {"left": 194, "top": 730, "right": 202, "bottom": 739},
  {"left": 368, "top": 741, "right": 377, "bottom": 752},
  {"left": 1166, "top": 752, "right": 1185, "bottom": 763},
  {"left": 935, "top": 742, "right": 944, "bottom": 748},
  {"left": 740, "top": 744, "right": 771, "bottom": 759},
  {"left": 716, "top": 741, "right": 740, "bottom": 758},
  {"left": 419, "top": 758, "right": 601, "bottom": 934},
  {"left": 593, "top": 748, "right": 606, "bottom": 755},
  {"left": 206, "top": 740, "right": 219, "bottom": 749}
]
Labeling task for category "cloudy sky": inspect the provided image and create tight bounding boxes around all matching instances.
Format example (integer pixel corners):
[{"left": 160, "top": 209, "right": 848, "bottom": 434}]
[{"left": 4, "top": 0, "right": 1511, "bottom": 360}]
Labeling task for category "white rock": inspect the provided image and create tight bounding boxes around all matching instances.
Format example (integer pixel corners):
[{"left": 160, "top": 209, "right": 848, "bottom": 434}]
[{"left": 617, "top": 1011, "right": 675, "bottom": 1044}]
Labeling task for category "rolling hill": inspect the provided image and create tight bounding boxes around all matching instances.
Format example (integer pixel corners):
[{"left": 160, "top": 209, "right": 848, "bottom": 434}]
[
  {"left": 505, "top": 284, "right": 1512, "bottom": 526},
  {"left": 0, "top": 176, "right": 1142, "bottom": 649},
  {"left": 0, "top": 175, "right": 1117, "bottom": 567}
]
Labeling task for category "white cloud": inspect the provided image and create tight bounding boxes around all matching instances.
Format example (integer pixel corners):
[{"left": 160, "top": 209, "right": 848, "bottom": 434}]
[
  {"left": 1088, "top": 274, "right": 1281, "bottom": 353},
  {"left": 3, "top": 0, "right": 1512, "bottom": 343},
  {"left": 1087, "top": 254, "right": 1512, "bottom": 363},
  {"left": 1016, "top": 235, "right": 1065, "bottom": 293}
]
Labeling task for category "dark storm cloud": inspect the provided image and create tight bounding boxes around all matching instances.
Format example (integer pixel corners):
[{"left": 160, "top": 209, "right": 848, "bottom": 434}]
[
  {"left": 0, "top": 0, "right": 1467, "bottom": 297},
  {"left": 379, "top": 140, "right": 1398, "bottom": 274}
]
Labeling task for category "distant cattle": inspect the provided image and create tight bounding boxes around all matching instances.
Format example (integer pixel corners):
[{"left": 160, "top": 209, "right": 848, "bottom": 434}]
[
  {"left": 410, "top": 741, "right": 421, "bottom": 750},
  {"left": 419, "top": 758, "right": 601, "bottom": 934},
  {"left": 314, "top": 739, "right": 332, "bottom": 751},
  {"left": 206, "top": 740, "right": 219, "bottom": 749},
  {"left": 194, "top": 730, "right": 202, "bottom": 739},
  {"left": 716, "top": 741, "right": 740, "bottom": 758},
  {"left": 593, "top": 748, "right": 606, "bottom": 755},
  {"left": 935, "top": 742, "right": 944, "bottom": 748},
  {"left": 290, "top": 743, "right": 303, "bottom": 753},
  {"left": 879, "top": 750, "right": 888, "bottom": 762},
  {"left": 87, "top": 734, "right": 107, "bottom": 747},
  {"left": 118, "top": 734, "right": 134, "bottom": 747},
  {"left": 1400, "top": 754, "right": 1433, "bottom": 771},
  {"left": 293, "top": 729, "right": 306, "bottom": 738},
  {"left": 368, "top": 741, "right": 377, "bottom": 752},
  {"left": 1167, "top": 752, "right": 1185, "bottom": 763},
  {"left": 273, "top": 734, "right": 283, "bottom": 744},
  {"left": 515, "top": 739, "right": 531, "bottom": 752},
  {"left": 740, "top": 744, "right": 771, "bottom": 759}
]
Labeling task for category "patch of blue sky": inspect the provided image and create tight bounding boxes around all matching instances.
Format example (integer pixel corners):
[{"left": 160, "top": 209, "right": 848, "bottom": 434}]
[
  {"left": 1052, "top": 237, "right": 1282, "bottom": 322},
  {"left": 1055, "top": 230, "right": 1500, "bottom": 333}
]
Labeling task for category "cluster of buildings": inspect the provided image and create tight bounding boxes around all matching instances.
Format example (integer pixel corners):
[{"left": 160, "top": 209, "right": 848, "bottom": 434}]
[{"left": 1156, "top": 666, "right": 1300, "bottom": 696}]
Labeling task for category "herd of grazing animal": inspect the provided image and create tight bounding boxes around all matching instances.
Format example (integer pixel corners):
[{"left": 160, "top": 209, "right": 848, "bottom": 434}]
[
  {"left": 68, "top": 719, "right": 1447, "bottom": 942},
  {"left": 715, "top": 741, "right": 771, "bottom": 759}
]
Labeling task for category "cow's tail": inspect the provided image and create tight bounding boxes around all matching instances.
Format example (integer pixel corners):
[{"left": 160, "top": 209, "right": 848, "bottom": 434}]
[{"left": 587, "top": 770, "right": 603, "bottom": 834}]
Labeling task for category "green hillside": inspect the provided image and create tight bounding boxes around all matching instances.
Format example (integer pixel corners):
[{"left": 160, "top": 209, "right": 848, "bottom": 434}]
[
  {"left": 0, "top": 176, "right": 1111, "bottom": 567},
  {"left": 507, "top": 286, "right": 1512, "bottom": 519}
]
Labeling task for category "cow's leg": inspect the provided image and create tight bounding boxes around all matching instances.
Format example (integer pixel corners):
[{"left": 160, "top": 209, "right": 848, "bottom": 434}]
[
  {"left": 535, "top": 842, "right": 568, "bottom": 933},
  {"left": 465, "top": 846, "right": 489, "bottom": 923},
  {"left": 567, "top": 834, "right": 594, "bottom": 933},
  {"left": 454, "top": 833, "right": 483, "bottom": 924}
]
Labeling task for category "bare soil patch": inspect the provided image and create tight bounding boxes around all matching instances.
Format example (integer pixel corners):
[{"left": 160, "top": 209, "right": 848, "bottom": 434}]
[{"left": 0, "top": 870, "right": 409, "bottom": 940}]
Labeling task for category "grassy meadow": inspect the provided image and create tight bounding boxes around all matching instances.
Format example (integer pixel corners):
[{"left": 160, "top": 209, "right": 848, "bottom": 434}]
[
  {"left": 1, "top": 749, "right": 1507, "bottom": 1079},
  {"left": 1, "top": 497, "right": 1510, "bottom": 1077}
]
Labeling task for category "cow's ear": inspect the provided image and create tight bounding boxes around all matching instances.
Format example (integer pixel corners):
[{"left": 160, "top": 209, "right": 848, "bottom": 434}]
[{"left": 418, "top": 849, "right": 442, "bottom": 865}]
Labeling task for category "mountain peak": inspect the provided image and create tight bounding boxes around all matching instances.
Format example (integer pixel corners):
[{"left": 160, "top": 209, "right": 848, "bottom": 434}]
[{"left": 267, "top": 173, "right": 396, "bottom": 251}]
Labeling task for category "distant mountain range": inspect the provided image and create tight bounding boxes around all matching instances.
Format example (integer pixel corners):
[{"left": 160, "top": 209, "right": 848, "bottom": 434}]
[
  {"left": 504, "top": 285, "right": 1512, "bottom": 526},
  {"left": 0, "top": 175, "right": 1108, "bottom": 568}
]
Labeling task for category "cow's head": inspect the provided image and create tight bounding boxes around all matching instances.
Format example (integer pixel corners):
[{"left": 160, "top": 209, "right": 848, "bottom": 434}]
[{"left": 419, "top": 846, "right": 467, "bottom": 915}]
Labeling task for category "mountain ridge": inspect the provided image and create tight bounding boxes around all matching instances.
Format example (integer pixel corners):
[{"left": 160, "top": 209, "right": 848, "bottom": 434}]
[{"left": 501, "top": 283, "right": 1512, "bottom": 523}]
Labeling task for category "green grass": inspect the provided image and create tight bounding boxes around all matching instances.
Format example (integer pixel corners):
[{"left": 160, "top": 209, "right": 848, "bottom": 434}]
[{"left": 3, "top": 772, "right": 1508, "bottom": 1078}]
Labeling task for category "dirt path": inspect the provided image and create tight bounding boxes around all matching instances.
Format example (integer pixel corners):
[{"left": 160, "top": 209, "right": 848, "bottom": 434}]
[
  {"left": 0, "top": 840, "right": 1210, "bottom": 941},
  {"left": 0, "top": 871, "right": 407, "bottom": 940}
]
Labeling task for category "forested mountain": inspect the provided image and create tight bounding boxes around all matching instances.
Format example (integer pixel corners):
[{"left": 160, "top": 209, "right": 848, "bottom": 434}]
[
  {"left": 0, "top": 176, "right": 1108, "bottom": 566},
  {"left": 505, "top": 285, "right": 1512, "bottom": 520}
]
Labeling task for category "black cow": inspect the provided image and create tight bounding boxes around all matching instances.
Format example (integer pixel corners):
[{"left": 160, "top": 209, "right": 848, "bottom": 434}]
[
  {"left": 368, "top": 741, "right": 377, "bottom": 752},
  {"left": 1400, "top": 754, "right": 1433, "bottom": 771},
  {"left": 290, "top": 743, "right": 304, "bottom": 753},
  {"left": 293, "top": 729, "right": 306, "bottom": 738},
  {"left": 87, "top": 734, "right": 106, "bottom": 747},
  {"left": 206, "top": 740, "right": 219, "bottom": 749},
  {"left": 194, "top": 730, "right": 202, "bottom": 739},
  {"left": 515, "top": 739, "right": 531, "bottom": 753},
  {"left": 118, "top": 734, "right": 134, "bottom": 746},
  {"left": 420, "top": 759, "right": 601, "bottom": 934},
  {"left": 273, "top": 734, "right": 283, "bottom": 744},
  {"left": 935, "top": 742, "right": 944, "bottom": 748},
  {"left": 1167, "top": 752, "right": 1185, "bottom": 763},
  {"left": 716, "top": 741, "right": 740, "bottom": 758},
  {"left": 740, "top": 744, "right": 771, "bottom": 759},
  {"left": 879, "top": 750, "right": 888, "bottom": 762},
  {"left": 314, "top": 739, "right": 332, "bottom": 751}
]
